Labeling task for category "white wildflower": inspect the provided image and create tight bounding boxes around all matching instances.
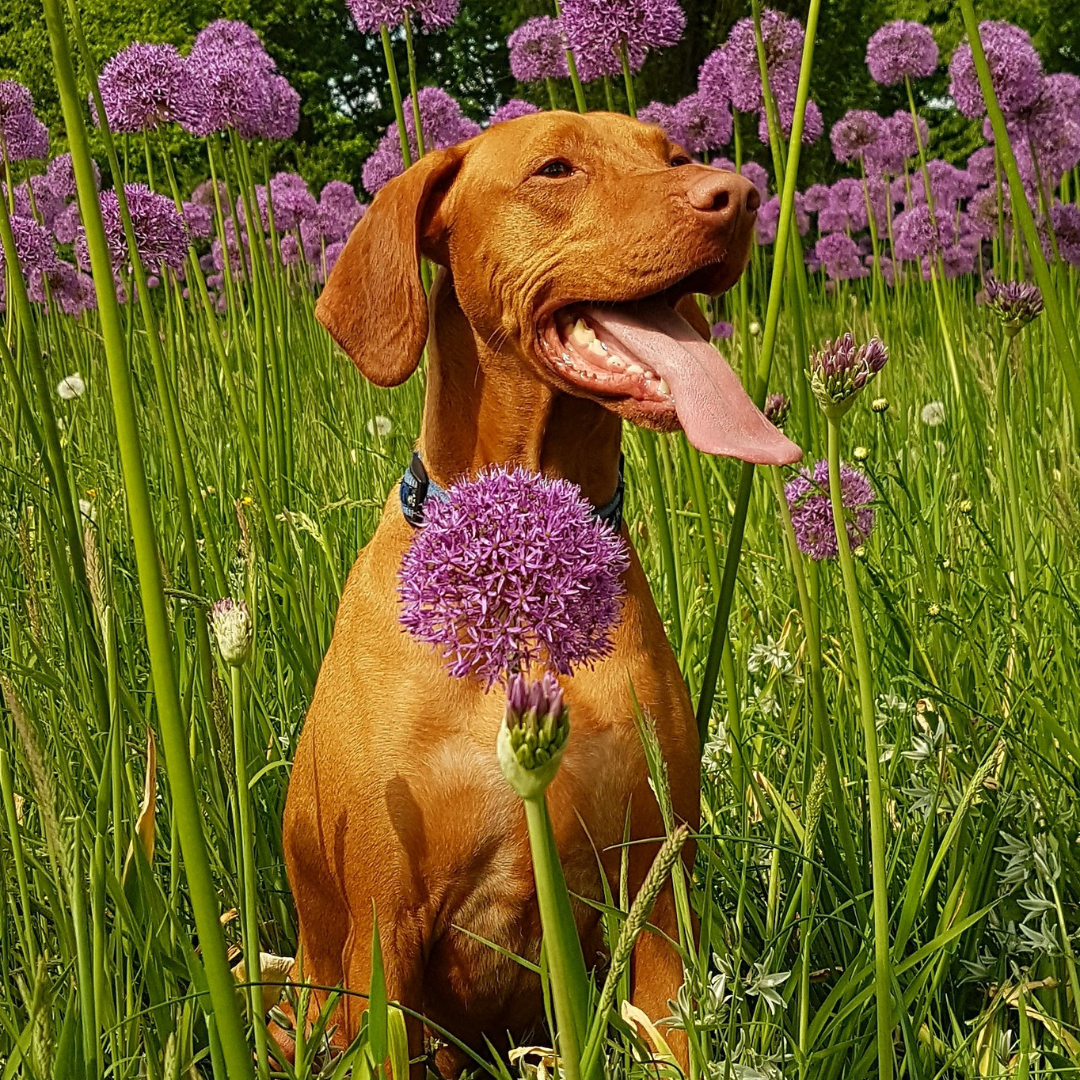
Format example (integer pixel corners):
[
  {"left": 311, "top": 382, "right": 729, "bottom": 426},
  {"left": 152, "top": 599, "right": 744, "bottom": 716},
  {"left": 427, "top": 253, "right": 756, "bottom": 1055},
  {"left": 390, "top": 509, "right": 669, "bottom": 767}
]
[
  {"left": 57, "top": 372, "right": 86, "bottom": 400},
  {"left": 920, "top": 400, "right": 945, "bottom": 426},
  {"left": 366, "top": 415, "right": 392, "bottom": 438}
]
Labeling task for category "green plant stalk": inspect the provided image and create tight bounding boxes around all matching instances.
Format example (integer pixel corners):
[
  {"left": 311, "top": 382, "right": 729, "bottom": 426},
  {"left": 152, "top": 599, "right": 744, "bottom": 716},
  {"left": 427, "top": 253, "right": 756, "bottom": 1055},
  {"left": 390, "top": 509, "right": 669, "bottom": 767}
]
[
  {"left": 618, "top": 42, "right": 637, "bottom": 118},
  {"left": 0, "top": 748, "right": 36, "bottom": 967},
  {"left": 546, "top": 77, "right": 560, "bottom": 111},
  {"left": 904, "top": 76, "right": 962, "bottom": 401},
  {"left": 39, "top": 3, "right": 253, "bottom": 1077},
  {"left": 767, "top": 465, "right": 864, "bottom": 907},
  {"left": 826, "top": 415, "right": 892, "bottom": 1080},
  {"left": 554, "top": 0, "right": 587, "bottom": 113},
  {"left": 643, "top": 433, "right": 681, "bottom": 651},
  {"left": 381, "top": 23, "right": 414, "bottom": 170},
  {"left": 522, "top": 795, "right": 588, "bottom": 1080},
  {"left": 957, "top": 0, "right": 1080, "bottom": 422},
  {"left": 696, "top": 0, "right": 822, "bottom": 745},
  {"left": 70, "top": 818, "right": 98, "bottom": 1076},
  {"left": 231, "top": 664, "right": 269, "bottom": 1079},
  {"left": 403, "top": 12, "right": 426, "bottom": 157},
  {"left": 994, "top": 334, "right": 1028, "bottom": 597}
]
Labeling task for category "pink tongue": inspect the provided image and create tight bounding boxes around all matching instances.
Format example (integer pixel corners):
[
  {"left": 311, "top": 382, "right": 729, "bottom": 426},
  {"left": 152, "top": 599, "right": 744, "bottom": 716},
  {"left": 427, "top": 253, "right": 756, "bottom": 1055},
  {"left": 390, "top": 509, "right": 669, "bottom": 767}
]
[{"left": 583, "top": 300, "right": 803, "bottom": 466}]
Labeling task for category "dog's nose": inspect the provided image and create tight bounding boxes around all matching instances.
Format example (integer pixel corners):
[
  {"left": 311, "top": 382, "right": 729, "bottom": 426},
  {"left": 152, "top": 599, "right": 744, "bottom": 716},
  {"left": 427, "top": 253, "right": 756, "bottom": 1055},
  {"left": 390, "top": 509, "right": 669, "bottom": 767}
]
[{"left": 686, "top": 171, "right": 760, "bottom": 219}]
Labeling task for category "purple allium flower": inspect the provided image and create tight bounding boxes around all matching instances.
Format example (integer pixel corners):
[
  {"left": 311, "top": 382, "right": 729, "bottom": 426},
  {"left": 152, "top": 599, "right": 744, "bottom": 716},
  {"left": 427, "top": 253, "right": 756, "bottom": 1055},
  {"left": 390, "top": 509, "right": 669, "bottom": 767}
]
[
  {"left": 490, "top": 99, "right": 542, "bottom": 125},
  {"left": 1051, "top": 202, "right": 1080, "bottom": 267},
  {"left": 967, "top": 186, "right": 1008, "bottom": 239},
  {"left": 560, "top": 0, "right": 686, "bottom": 83},
  {"left": 738, "top": 160, "right": 769, "bottom": 201},
  {"left": 764, "top": 392, "right": 790, "bottom": 427},
  {"left": 756, "top": 97, "right": 822, "bottom": 145},
  {"left": 398, "top": 467, "right": 629, "bottom": 686},
  {"left": 361, "top": 87, "right": 480, "bottom": 194},
  {"left": 95, "top": 42, "right": 200, "bottom": 133},
  {"left": 807, "top": 331, "right": 888, "bottom": 415},
  {"left": 1, "top": 214, "right": 60, "bottom": 279},
  {"left": 966, "top": 146, "right": 997, "bottom": 186},
  {"left": 866, "top": 21, "right": 939, "bottom": 86},
  {"left": 94, "top": 184, "right": 188, "bottom": 273},
  {"left": 814, "top": 232, "right": 867, "bottom": 281},
  {"left": 755, "top": 196, "right": 780, "bottom": 244},
  {"left": 266, "top": 172, "right": 317, "bottom": 231},
  {"left": 254, "top": 75, "right": 301, "bottom": 140},
  {"left": 25, "top": 176, "right": 65, "bottom": 231},
  {"left": 893, "top": 203, "right": 939, "bottom": 260},
  {"left": 830, "top": 109, "right": 885, "bottom": 164},
  {"left": 26, "top": 259, "right": 93, "bottom": 315},
  {"left": 346, "top": 0, "right": 461, "bottom": 34},
  {"left": 984, "top": 278, "right": 1043, "bottom": 332},
  {"left": 318, "top": 180, "right": 364, "bottom": 241},
  {"left": 802, "top": 183, "right": 830, "bottom": 213},
  {"left": 711, "top": 320, "right": 734, "bottom": 339},
  {"left": 949, "top": 21, "right": 1043, "bottom": 120},
  {"left": 2, "top": 111, "right": 49, "bottom": 162},
  {"left": 321, "top": 240, "right": 345, "bottom": 279},
  {"left": 183, "top": 201, "right": 214, "bottom": 239},
  {"left": 191, "top": 178, "right": 230, "bottom": 208},
  {"left": 638, "top": 100, "right": 677, "bottom": 137},
  {"left": 278, "top": 233, "right": 302, "bottom": 265},
  {"left": 508, "top": 16, "right": 569, "bottom": 82},
  {"left": 45, "top": 153, "right": 99, "bottom": 201},
  {"left": 0, "top": 80, "right": 33, "bottom": 124},
  {"left": 670, "top": 91, "right": 732, "bottom": 152},
  {"left": 52, "top": 202, "right": 82, "bottom": 245},
  {"left": 723, "top": 10, "right": 805, "bottom": 114},
  {"left": 940, "top": 240, "right": 978, "bottom": 279},
  {"left": 785, "top": 460, "right": 875, "bottom": 561},
  {"left": 817, "top": 178, "right": 869, "bottom": 234}
]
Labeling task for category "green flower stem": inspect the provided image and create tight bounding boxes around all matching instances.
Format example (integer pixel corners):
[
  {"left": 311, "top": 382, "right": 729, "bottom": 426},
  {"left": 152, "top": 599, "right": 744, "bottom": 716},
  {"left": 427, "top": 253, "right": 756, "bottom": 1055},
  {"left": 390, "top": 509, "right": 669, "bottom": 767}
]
[
  {"left": 602, "top": 77, "right": 616, "bottom": 112},
  {"left": 696, "top": 0, "right": 822, "bottom": 746},
  {"left": 67, "top": 2, "right": 216, "bottom": 710},
  {"left": 994, "top": 334, "right": 1028, "bottom": 597},
  {"left": 826, "top": 415, "right": 893, "bottom": 1080},
  {"left": 957, "top": 0, "right": 1080, "bottom": 423},
  {"left": 381, "top": 23, "right": 414, "bottom": 170},
  {"left": 39, "top": 3, "right": 253, "bottom": 1077},
  {"left": 521, "top": 795, "right": 587, "bottom": 1080},
  {"left": 546, "top": 77, "right": 560, "bottom": 111},
  {"left": 767, "top": 465, "right": 865, "bottom": 909},
  {"left": 553, "top": 0, "right": 587, "bottom": 113},
  {"left": 403, "top": 13, "right": 426, "bottom": 157},
  {"left": 643, "top": 433, "right": 681, "bottom": 652},
  {"left": 231, "top": 664, "right": 269, "bottom": 1079},
  {"left": 618, "top": 42, "right": 637, "bottom": 118},
  {"left": 0, "top": 748, "right": 36, "bottom": 967}
]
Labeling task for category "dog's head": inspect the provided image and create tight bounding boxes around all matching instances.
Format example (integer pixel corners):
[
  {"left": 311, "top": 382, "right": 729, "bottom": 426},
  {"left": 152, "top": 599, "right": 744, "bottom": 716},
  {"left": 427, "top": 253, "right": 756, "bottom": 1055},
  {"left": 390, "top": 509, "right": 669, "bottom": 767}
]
[{"left": 317, "top": 110, "right": 800, "bottom": 465}]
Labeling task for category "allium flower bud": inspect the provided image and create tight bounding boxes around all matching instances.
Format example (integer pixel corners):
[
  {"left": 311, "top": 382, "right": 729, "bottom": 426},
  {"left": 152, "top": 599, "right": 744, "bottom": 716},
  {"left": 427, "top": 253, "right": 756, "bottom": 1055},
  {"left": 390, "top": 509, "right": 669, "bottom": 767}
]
[
  {"left": 984, "top": 279, "right": 1044, "bottom": 336},
  {"left": 764, "top": 392, "right": 791, "bottom": 429},
  {"left": 871, "top": 397, "right": 890, "bottom": 413},
  {"left": 497, "top": 672, "right": 570, "bottom": 799},
  {"left": 807, "top": 333, "right": 889, "bottom": 418},
  {"left": 210, "top": 597, "right": 252, "bottom": 666},
  {"left": 854, "top": 445, "right": 870, "bottom": 461}
]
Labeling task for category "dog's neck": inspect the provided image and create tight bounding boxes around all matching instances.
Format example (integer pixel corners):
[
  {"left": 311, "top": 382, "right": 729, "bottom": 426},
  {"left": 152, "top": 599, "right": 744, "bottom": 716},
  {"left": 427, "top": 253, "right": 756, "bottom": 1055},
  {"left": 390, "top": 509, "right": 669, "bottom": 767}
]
[{"left": 417, "top": 270, "right": 623, "bottom": 509}]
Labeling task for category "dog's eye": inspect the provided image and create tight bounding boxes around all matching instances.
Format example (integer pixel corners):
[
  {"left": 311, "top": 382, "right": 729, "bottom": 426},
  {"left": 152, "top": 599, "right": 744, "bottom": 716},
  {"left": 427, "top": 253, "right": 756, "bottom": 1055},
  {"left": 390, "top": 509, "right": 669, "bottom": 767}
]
[
  {"left": 537, "top": 159, "right": 573, "bottom": 178},
  {"left": 670, "top": 155, "right": 692, "bottom": 167}
]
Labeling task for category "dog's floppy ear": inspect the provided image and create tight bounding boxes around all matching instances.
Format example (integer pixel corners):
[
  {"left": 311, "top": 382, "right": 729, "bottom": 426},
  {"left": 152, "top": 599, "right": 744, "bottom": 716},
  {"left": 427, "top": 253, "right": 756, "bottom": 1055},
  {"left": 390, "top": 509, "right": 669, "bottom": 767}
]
[{"left": 316, "top": 146, "right": 464, "bottom": 386}]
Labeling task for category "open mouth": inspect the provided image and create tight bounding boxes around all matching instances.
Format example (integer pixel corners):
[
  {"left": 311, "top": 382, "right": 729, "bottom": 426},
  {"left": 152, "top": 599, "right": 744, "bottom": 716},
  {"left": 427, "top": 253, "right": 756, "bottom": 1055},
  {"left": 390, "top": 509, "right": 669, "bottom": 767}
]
[{"left": 537, "top": 294, "right": 803, "bottom": 467}]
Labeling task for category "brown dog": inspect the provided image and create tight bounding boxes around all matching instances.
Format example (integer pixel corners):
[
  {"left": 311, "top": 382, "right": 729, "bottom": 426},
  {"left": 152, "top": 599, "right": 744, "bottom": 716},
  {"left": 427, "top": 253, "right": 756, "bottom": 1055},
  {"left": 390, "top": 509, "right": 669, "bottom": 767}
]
[{"left": 281, "top": 110, "right": 800, "bottom": 1076}]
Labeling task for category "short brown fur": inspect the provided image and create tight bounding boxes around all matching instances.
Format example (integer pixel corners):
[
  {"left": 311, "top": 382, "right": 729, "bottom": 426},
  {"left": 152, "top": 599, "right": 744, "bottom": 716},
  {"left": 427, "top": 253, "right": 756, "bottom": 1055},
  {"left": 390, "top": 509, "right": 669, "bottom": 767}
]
[{"left": 281, "top": 110, "right": 760, "bottom": 1076}]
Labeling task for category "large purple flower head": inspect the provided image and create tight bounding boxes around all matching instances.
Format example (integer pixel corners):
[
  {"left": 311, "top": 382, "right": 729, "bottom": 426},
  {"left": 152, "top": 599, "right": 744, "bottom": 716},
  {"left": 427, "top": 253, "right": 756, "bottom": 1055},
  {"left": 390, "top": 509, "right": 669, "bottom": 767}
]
[
  {"left": 255, "top": 76, "right": 301, "bottom": 140},
  {"left": 893, "top": 203, "right": 940, "bottom": 260},
  {"left": 346, "top": 0, "right": 460, "bottom": 34},
  {"left": 738, "top": 160, "right": 769, "bottom": 201},
  {"left": 966, "top": 146, "right": 997, "bottom": 186},
  {"left": 191, "top": 178, "right": 229, "bottom": 208},
  {"left": 93, "top": 184, "right": 188, "bottom": 273},
  {"left": 508, "top": 17, "right": 569, "bottom": 82},
  {"left": 267, "top": 172, "right": 317, "bottom": 230},
  {"left": 561, "top": 0, "right": 685, "bottom": 83},
  {"left": 183, "top": 201, "right": 214, "bottom": 239},
  {"left": 670, "top": 91, "right": 732, "bottom": 153},
  {"left": 814, "top": 232, "right": 867, "bottom": 281},
  {"left": 866, "top": 21, "right": 938, "bottom": 86},
  {"left": 817, "top": 178, "right": 868, "bottom": 233},
  {"left": 949, "top": 21, "right": 1043, "bottom": 119},
  {"left": 984, "top": 278, "right": 1043, "bottom": 333},
  {"left": 183, "top": 20, "right": 277, "bottom": 138},
  {"left": 361, "top": 87, "right": 480, "bottom": 194},
  {"left": 1051, "top": 203, "right": 1080, "bottom": 268},
  {"left": 1, "top": 214, "right": 60, "bottom": 279},
  {"left": 318, "top": 180, "right": 365, "bottom": 241},
  {"left": 1, "top": 110, "right": 49, "bottom": 162},
  {"left": 490, "top": 99, "right": 542, "bottom": 125},
  {"left": 757, "top": 97, "right": 822, "bottom": 145},
  {"left": 723, "top": 10, "right": 805, "bottom": 114},
  {"left": 398, "top": 467, "right": 629, "bottom": 686},
  {"left": 697, "top": 46, "right": 732, "bottom": 105},
  {"left": 95, "top": 43, "right": 200, "bottom": 133},
  {"left": 830, "top": 109, "right": 885, "bottom": 164},
  {"left": 28, "top": 260, "right": 96, "bottom": 316},
  {"left": 785, "top": 460, "right": 875, "bottom": 561},
  {"left": 638, "top": 100, "right": 677, "bottom": 137},
  {"left": 45, "top": 153, "right": 101, "bottom": 202},
  {"left": 0, "top": 81, "right": 33, "bottom": 124}
]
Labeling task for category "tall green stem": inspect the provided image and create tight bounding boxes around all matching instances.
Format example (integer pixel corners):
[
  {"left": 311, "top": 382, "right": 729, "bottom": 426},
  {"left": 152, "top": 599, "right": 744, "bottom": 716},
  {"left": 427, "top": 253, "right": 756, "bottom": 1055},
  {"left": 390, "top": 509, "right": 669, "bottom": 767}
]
[
  {"left": 826, "top": 416, "right": 892, "bottom": 1080},
  {"left": 696, "top": 0, "right": 823, "bottom": 745},
  {"left": 994, "top": 334, "right": 1028, "bottom": 596},
  {"left": 39, "top": 3, "right": 252, "bottom": 1077},
  {"left": 403, "top": 13, "right": 426, "bottom": 157},
  {"left": 380, "top": 23, "right": 414, "bottom": 170},
  {"left": 618, "top": 42, "right": 637, "bottom": 118},
  {"left": 553, "top": 0, "right": 587, "bottom": 112}
]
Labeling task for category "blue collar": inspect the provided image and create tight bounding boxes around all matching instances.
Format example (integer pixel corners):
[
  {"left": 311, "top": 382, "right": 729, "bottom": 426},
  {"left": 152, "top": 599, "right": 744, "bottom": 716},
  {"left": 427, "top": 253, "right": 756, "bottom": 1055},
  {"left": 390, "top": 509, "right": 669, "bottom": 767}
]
[{"left": 400, "top": 451, "right": 625, "bottom": 531}]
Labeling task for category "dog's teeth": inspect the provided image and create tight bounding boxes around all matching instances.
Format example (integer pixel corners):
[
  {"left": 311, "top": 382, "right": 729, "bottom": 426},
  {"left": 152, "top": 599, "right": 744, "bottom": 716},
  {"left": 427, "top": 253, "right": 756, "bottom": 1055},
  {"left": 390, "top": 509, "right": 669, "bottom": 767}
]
[
  {"left": 570, "top": 318, "right": 596, "bottom": 346},
  {"left": 561, "top": 352, "right": 571, "bottom": 362},
  {"left": 587, "top": 339, "right": 607, "bottom": 358},
  {"left": 606, "top": 355, "right": 625, "bottom": 370},
  {"left": 658, "top": 377, "right": 671, "bottom": 396},
  {"left": 626, "top": 363, "right": 644, "bottom": 376}
]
